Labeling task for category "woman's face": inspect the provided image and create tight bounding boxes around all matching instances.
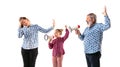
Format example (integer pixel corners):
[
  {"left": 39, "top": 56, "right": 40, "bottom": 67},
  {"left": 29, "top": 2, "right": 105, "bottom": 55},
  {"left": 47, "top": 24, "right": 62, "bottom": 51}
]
[
  {"left": 20, "top": 19, "right": 30, "bottom": 27},
  {"left": 86, "top": 16, "right": 95, "bottom": 27}
]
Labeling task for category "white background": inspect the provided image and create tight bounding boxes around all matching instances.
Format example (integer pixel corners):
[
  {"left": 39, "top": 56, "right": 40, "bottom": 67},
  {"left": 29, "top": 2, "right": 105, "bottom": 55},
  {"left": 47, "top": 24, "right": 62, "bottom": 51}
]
[{"left": 0, "top": 0, "right": 119, "bottom": 67}]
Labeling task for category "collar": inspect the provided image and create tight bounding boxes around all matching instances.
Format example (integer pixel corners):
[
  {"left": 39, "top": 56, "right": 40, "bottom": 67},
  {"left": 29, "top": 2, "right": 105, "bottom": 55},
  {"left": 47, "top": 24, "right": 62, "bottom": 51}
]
[{"left": 88, "top": 23, "right": 96, "bottom": 28}]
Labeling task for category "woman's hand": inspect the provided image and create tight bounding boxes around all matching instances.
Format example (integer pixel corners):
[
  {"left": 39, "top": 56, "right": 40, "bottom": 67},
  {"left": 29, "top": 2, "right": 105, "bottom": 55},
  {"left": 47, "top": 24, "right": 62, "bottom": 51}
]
[
  {"left": 19, "top": 22, "right": 23, "bottom": 28},
  {"left": 52, "top": 19, "right": 55, "bottom": 28}
]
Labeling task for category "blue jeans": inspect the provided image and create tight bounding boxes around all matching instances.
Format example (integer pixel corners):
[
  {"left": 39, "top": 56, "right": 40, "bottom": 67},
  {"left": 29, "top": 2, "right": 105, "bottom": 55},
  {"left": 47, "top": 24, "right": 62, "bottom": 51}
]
[{"left": 85, "top": 51, "right": 101, "bottom": 67}]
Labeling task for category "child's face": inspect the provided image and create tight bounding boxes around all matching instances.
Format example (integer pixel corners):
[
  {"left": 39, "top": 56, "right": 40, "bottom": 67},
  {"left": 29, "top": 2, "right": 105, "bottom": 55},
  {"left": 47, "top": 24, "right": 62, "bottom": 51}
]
[{"left": 54, "top": 31, "right": 61, "bottom": 37}]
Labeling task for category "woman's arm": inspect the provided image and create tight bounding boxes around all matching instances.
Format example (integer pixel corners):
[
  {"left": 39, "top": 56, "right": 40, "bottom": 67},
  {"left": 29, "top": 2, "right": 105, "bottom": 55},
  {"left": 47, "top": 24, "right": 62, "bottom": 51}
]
[
  {"left": 37, "top": 19, "right": 55, "bottom": 33},
  {"left": 18, "top": 27, "right": 24, "bottom": 38},
  {"left": 37, "top": 25, "right": 54, "bottom": 33}
]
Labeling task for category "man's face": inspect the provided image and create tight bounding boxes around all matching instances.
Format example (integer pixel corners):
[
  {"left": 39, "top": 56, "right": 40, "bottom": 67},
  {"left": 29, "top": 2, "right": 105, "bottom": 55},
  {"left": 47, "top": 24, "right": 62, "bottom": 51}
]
[{"left": 86, "top": 16, "right": 95, "bottom": 27}]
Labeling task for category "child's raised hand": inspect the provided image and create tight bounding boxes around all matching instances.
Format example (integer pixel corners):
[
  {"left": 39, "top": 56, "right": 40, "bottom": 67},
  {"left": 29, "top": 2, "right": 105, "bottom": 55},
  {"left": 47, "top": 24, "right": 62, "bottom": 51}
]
[{"left": 65, "top": 25, "right": 67, "bottom": 29}]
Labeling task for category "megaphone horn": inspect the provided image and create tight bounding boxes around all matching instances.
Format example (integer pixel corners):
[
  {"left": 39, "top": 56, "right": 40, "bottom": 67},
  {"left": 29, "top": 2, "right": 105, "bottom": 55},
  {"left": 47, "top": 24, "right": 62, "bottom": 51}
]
[
  {"left": 68, "top": 26, "right": 73, "bottom": 32},
  {"left": 68, "top": 25, "right": 80, "bottom": 32},
  {"left": 44, "top": 34, "right": 54, "bottom": 41},
  {"left": 44, "top": 34, "right": 49, "bottom": 41}
]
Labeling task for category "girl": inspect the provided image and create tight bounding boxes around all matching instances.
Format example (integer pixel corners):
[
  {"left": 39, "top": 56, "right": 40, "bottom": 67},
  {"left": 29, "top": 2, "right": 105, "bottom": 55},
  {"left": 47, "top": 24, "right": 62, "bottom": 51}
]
[
  {"left": 48, "top": 25, "right": 69, "bottom": 67},
  {"left": 18, "top": 17, "right": 55, "bottom": 67}
]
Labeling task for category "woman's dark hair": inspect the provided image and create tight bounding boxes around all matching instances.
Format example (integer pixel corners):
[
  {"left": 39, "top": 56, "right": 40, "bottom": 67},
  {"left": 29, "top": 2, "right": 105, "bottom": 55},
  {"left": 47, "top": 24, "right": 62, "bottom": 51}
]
[
  {"left": 19, "top": 17, "right": 28, "bottom": 21},
  {"left": 86, "top": 13, "right": 97, "bottom": 24}
]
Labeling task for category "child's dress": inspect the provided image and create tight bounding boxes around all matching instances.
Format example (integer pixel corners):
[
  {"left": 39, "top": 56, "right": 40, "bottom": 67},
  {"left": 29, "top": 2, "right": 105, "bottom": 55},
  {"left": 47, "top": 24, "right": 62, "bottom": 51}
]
[{"left": 48, "top": 29, "right": 69, "bottom": 57}]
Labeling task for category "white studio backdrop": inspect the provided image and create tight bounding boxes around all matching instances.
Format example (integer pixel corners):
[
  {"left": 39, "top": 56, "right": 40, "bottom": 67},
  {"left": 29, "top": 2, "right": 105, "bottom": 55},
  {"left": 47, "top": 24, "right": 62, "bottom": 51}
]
[{"left": 0, "top": 0, "right": 119, "bottom": 67}]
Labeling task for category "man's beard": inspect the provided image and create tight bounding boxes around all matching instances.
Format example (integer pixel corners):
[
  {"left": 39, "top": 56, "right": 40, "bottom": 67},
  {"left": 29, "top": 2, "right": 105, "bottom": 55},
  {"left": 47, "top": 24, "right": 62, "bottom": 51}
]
[{"left": 87, "top": 22, "right": 93, "bottom": 27}]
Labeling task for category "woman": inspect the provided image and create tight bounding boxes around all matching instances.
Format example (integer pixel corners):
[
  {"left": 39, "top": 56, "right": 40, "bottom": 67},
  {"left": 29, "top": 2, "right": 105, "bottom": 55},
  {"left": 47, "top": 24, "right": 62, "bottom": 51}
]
[
  {"left": 48, "top": 25, "right": 69, "bottom": 67},
  {"left": 18, "top": 17, "right": 55, "bottom": 67},
  {"left": 75, "top": 7, "right": 111, "bottom": 67}
]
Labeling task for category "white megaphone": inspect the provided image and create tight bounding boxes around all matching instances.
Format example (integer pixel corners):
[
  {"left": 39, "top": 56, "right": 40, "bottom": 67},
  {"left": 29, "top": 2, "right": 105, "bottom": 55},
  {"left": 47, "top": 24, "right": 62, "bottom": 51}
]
[
  {"left": 68, "top": 25, "right": 80, "bottom": 32},
  {"left": 44, "top": 34, "right": 54, "bottom": 41}
]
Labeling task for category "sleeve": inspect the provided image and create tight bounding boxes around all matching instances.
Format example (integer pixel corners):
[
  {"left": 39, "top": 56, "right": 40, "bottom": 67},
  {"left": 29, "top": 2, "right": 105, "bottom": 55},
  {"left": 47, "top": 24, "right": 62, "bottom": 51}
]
[
  {"left": 62, "top": 29, "right": 69, "bottom": 41},
  {"left": 18, "top": 28, "right": 24, "bottom": 38},
  {"left": 78, "top": 34, "right": 84, "bottom": 41},
  {"left": 48, "top": 40, "right": 55, "bottom": 49},
  {"left": 48, "top": 43, "right": 53, "bottom": 49},
  {"left": 36, "top": 25, "right": 54, "bottom": 33},
  {"left": 78, "top": 28, "right": 86, "bottom": 41},
  {"left": 100, "top": 16, "right": 111, "bottom": 31}
]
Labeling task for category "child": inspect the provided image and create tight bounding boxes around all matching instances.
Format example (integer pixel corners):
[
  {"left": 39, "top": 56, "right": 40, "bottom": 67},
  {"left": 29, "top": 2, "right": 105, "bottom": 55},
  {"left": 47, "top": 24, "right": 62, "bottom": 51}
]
[
  {"left": 75, "top": 6, "right": 111, "bottom": 67},
  {"left": 48, "top": 25, "right": 69, "bottom": 67}
]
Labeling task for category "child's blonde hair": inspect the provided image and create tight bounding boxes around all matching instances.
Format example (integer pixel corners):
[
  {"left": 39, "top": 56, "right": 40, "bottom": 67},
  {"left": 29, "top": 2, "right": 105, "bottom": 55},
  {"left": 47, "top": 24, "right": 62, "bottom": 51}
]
[{"left": 55, "top": 29, "right": 63, "bottom": 35}]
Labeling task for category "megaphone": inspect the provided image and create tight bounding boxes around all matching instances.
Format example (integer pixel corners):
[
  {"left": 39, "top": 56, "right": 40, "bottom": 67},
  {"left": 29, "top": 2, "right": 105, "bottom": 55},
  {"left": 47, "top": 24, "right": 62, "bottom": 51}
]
[
  {"left": 44, "top": 34, "right": 54, "bottom": 41},
  {"left": 68, "top": 25, "right": 80, "bottom": 32}
]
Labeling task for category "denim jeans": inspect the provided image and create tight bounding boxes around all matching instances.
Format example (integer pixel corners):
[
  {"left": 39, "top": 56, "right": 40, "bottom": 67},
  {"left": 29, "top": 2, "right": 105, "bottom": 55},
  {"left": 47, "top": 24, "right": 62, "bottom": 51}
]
[{"left": 85, "top": 51, "right": 101, "bottom": 67}]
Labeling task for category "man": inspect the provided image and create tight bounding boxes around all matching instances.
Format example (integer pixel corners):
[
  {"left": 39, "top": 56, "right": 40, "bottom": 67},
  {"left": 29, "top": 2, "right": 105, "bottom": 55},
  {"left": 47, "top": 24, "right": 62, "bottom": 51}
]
[{"left": 75, "top": 6, "right": 111, "bottom": 67}]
